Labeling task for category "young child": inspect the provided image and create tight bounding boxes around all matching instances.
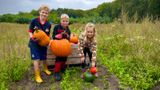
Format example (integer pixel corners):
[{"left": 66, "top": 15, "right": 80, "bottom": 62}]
[
  {"left": 52, "top": 14, "right": 71, "bottom": 81},
  {"left": 78, "top": 22, "right": 98, "bottom": 77},
  {"left": 28, "top": 5, "right": 51, "bottom": 83}
]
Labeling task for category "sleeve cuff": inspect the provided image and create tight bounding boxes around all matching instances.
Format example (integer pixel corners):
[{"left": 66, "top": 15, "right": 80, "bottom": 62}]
[{"left": 28, "top": 29, "right": 33, "bottom": 33}]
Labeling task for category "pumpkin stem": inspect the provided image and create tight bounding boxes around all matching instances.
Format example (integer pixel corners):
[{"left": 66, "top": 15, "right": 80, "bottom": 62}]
[
  {"left": 35, "top": 29, "right": 39, "bottom": 33},
  {"left": 72, "top": 33, "right": 75, "bottom": 36}
]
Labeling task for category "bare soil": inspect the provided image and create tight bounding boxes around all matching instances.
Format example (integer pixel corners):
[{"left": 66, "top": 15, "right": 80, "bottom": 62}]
[{"left": 9, "top": 64, "right": 120, "bottom": 90}]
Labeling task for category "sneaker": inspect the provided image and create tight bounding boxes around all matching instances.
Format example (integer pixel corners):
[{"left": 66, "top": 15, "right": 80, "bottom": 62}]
[
  {"left": 54, "top": 73, "right": 61, "bottom": 81},
  {"left": 61, "top": 68, "right": 66, "bottom": 73},
  {"left": 82, "top": 68, "right": 86, "bottom": 73},
  {"left": 94, "top": 72, "right": 98, "bottom": 77},
  {"left": 44, "top": 69, "right": 52, "bottom": 75}
]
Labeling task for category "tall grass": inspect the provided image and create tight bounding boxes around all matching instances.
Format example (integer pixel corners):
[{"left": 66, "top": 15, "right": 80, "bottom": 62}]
[
  {"left": 60, "top": 67, "right": 100, "bottom": 90},
  {"left": 0, "top": 18, "right": 160, "bottom": 89},
  {"left": 97, "top": 19, "right": 160, "bottom": 89},
  {"left": 0, "top": 23, "right": 31, "bottom": 89}
]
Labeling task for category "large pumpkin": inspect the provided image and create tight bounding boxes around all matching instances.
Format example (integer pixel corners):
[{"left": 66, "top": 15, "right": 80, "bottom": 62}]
[
  {"left": 70, "top": 33, "right": 78, "bottom": 44},
  {"left": 84, "top": 71, "right": 95, "bottom": 82},
  {"left": 33, "top": 30, "right": 50, "bottom": 46},
  {"left": 50, "top": 39, "right": 72, "bottom": 57}
]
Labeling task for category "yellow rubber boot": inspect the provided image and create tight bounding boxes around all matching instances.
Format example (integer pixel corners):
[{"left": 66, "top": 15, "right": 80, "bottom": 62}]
[
  {"left": 35, "top": 69, "right": 43, "bottom": 83},
  {"left": 43, "top": 64, "right": 51, "bottom": 75}
]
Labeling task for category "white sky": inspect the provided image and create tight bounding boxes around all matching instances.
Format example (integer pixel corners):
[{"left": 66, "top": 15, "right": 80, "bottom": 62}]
[{"left": 0, "top": 0, "right": 113, "bottom": 15}]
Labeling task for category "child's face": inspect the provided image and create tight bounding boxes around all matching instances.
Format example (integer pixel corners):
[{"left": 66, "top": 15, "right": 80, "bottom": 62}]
[
  {"left": 39, "top": 9, "right": 49, "bottom": 20},
  {"left": 61, "top": 18, "right": 69, "bottom": 27},
  {"left": 86, "top": 27, "right": 94, "bottom": 38}
]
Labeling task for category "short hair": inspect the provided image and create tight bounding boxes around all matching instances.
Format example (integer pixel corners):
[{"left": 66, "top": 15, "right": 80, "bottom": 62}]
[
  {"left": 39, "top": 5, "right": 50, "bottom": 12},
  {"left": 61, "top": 14, "right": 69, "bottom": 19}
]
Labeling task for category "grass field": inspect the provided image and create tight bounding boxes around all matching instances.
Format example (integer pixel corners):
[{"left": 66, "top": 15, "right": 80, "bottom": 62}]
[{"left": 0, "top": 19, "right": 160, "bottom": 89}]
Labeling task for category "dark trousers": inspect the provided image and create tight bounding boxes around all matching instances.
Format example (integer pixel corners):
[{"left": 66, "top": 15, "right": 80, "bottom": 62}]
[
  {"left": 82, "top": 47, "right": 92, "bottom": 68},
  {"left": 54, "top": 57, "right": 67, "bottom": 73}
]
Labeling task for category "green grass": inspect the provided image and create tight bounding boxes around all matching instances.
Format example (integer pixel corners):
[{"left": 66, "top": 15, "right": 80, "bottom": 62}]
[
  {"left": 97, "top": 20, "right": 160, "bottom": 89},
  {"left": 60, "top": 67, "right": 100, "bottom": 90},
  {"left": 0, "top": 23, "right": 31, "bottom": 89},
  {"left": 0, "top": 19, "right": 160, "bottom": 89}
]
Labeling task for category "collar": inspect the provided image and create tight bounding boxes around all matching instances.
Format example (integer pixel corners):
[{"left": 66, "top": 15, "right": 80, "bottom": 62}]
[{"left": 38, "top": 17, "right": 47, "bottom": 25}]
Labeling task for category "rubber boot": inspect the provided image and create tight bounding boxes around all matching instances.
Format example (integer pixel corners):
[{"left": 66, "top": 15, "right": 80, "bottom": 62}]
[
  {"left": 54, "top": 72, "right": 61, "bottom": 81},
  {"left": 35, "top": 69, "right": 43, "bottom": 83},
  {"left": 81, "top": 68, "right": 86, "bottom": 79},
  {"left": 43, "top": 64, "right": 51, "bottom": 75}
]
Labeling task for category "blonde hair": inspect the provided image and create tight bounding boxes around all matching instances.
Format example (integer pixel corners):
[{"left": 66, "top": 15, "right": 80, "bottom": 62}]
[
  {"left": 61, "top": 14, "right": 69, "bottom": 19},
  {"left": 83, "top": 22, "right": 96, "bottom": 41},
  {"left": 39, "top": 5, "right": 50, "bottom": 12}
]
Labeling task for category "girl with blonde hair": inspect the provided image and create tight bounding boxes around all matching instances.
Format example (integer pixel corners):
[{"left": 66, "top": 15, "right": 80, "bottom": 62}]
[{"left": 78, "top": 22, "right": 98, "bottom": 78}]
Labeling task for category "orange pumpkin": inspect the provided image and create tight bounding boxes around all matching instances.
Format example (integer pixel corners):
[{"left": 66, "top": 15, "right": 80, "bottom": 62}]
[
  {"left": 50, "top": 39, "right": 72, "bottom": 57},
  {"left": 70, "top": 33, "right": 78, "bottom": 44},
  {"left": 33, "top": 30, "right": 50, "bottom": 46},
  {"left": 90, "top": 67, "right": 97, "bottom": 74}
]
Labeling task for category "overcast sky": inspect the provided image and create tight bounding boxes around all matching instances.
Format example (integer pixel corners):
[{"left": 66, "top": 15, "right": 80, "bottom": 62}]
[{"left": 0, "top": 0, "right": 113, "bottom": 15}]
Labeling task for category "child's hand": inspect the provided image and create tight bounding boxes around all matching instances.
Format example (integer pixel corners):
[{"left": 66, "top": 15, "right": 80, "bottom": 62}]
[
  {"left": 80, "top": 57, "right": 85, "bottom": 63},
  {"left": 31, "top": 36, "right": 35, "bottom": 40},
  {"left": 31, "top": 36, "right": 39, "bottom": 43},
  {"left": 49, "top": 40, "right": 53, "bottom": 46},
  {"left": 55, "top": 34, "right": 62, "bottom": 39}
]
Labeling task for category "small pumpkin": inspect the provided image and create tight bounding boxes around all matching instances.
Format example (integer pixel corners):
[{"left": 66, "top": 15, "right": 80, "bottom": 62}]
[
  {"left": 33, "top": 30, "right": 50, "bottom": 46},
  {"left": 50, "top": 39, "right": 72, "bottom": 57},
  {"left": 84, "top": 71, "right": 95, "bottom": 82},
  {"left": 90, "top": 67, "right": 97, "bottom": 74},
  {"left": 70, "top": 33, "right": 78, "bottom": 44}
]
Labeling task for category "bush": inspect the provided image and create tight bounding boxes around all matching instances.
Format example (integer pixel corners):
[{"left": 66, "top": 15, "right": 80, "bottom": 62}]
[{"left": 16, "top": 17, "right": 31, "bottom": 24}]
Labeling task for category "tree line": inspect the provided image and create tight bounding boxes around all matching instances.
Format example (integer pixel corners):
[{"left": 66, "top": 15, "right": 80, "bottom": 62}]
[{"left": 0, "top": 0, "right": 159, "bottom": 24}]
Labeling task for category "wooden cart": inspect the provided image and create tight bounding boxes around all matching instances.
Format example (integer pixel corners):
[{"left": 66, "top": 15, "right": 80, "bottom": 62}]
[{"left": 46, "top": 44, "right": 89, "bottom": 66}]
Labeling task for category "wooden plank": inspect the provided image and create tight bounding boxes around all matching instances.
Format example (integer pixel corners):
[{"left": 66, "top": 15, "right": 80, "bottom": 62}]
[
  {"left": 47, "top": 57, "right": 90, "bottom": 65},
  {"left": 47, "top": 44, "right": 90, "bottom": 65},
  {"left": 47, "top": 44, "right": 80, "bottom": 58}
]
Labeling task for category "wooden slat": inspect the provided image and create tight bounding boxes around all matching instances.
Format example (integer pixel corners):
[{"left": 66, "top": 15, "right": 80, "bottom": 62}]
[
  {"left": 47, "top": 57, "right": 90, "bottom": 65},
  {"left": 47, "top": 44, "right": 89, "bottom": 65},
  {"left": 47, "top": 44, "right": 80, "bottom": 57}
]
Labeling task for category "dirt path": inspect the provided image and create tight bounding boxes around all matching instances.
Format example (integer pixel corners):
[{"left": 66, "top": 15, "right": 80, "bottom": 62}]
[
  {"left": 9, "top": 64, "right": 119, "bottom": 90},
  {"left": 92, "top": 65, "right": 119, "bottom": 90},
  {"left": 9, "top": 65, "right": 59, "bottom": 90},
  {"left": 152, "top": 84, "right": 160, "bottom": 90}
]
